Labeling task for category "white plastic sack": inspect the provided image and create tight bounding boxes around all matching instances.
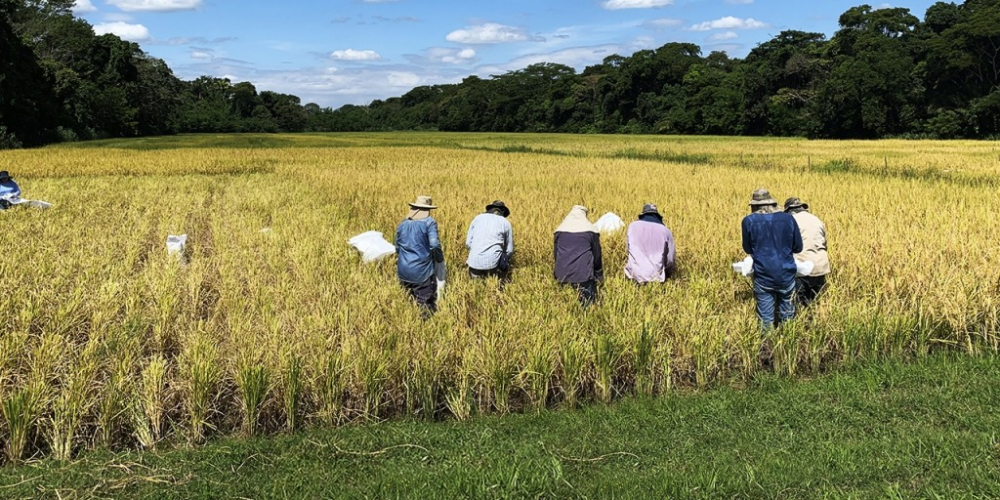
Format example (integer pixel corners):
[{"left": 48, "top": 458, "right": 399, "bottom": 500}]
[
  {"left": 594, "top": 212, "right": 624, "bottom": 234},
  {"left": 166, "top": 234, "right": 187, "bottom": 260},
  {"left": 434, "top": 261, "right": 446, "bottom": 299},
  {"left": 6, "top": 197, "right": 52, "bottom": 209},
  {"left": 732, "top": 256, "right": 754, "bottom": 277},
  {"left": 732, "top": 256, "right": 816, "bottom": 278},
  {"left": 347, "top": 231, "right": 396, "bottom": 263}
]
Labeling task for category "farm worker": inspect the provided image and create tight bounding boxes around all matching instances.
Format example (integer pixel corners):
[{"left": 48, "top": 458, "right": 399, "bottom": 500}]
[
  {"left": 465, "top": 200, "right": 514, "bottom": 282},
  {"left": 0, "top": 171, "right": 21, "bottom": 210},
  {"left": 784, "top": 197, "right": 830, "bottom": 307},
  {"left": 741, "top": 189, "right": 803, "bottom": 331},
  {"left": 624, "top": 203, "right": 676, "bottom": 284},
  {"left": 554, "top": 205, "right": 603, "bottom": 307},
  {"left": 396, "top": 195, "right": 443, "bottom": 317}
]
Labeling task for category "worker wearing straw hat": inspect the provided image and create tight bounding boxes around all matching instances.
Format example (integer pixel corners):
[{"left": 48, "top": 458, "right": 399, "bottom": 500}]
[
  {"left": 741, "top": 189, "right": 803, "bottom": 331},
  {"left": 624, "top": 203, "right": 676, "bottom": 284},
  {"left": 396, "top": 195, "right": 443, "bottom": 316},
  {"left": 465, "top": 200, "right": 514, "bottom": 283},
  {"left": 784, "top": 197, "right": 830, "bottom": 306}
]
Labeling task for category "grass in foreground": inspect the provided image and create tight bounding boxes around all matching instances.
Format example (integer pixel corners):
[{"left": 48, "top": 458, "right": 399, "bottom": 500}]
[{"left": 2, "top": 353, "right": 998, "bottom": 499}]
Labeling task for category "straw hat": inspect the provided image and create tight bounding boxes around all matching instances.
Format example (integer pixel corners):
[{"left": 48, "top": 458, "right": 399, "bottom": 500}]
[
  {"left": 783, "top": 197, "right": 809, "bottom": 211},
  {"left": 639, "top": 203, "right": 661, "bottom": 218},
  {"left": 485, "top": 200, "right": 510, "bottom": 218},
  {"left": 408, "top": 195, "right": 437, "bottom": 210},
  {"left": 748, "top": 188, "right": 778, "bottom": 206}
]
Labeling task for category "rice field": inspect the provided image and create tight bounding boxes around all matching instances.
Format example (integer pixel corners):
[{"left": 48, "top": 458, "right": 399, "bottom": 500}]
[{"left": 1, "top": 132, "right": 999, "bottom": 463}]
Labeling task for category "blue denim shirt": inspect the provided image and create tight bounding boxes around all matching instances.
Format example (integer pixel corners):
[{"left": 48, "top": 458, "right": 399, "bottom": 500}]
[
  {"left": 0, "top": 180, "right": 21, "bottom": 199},
  {"left": 741, "top": 212, "right": 803, "bottom": 288},
  {"left": 396, "top": 217, "right": 441, "bottom": 284}
]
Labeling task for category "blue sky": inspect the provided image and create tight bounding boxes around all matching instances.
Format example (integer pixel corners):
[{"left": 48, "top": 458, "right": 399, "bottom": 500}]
[{"left": 72, "top": 0, "right": 939, "bottom": 109}]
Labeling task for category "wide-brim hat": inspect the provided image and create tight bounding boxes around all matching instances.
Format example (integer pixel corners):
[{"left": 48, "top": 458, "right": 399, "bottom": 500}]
[
  {"left": 639, "top": 203, "right": 661, "bottom": 218},
  {"left": 408, "top": 195, "right": 437, "bottom": 210},
  {"left": 0, "top": 171, "right": 10, "bottom": 182},
  {"left": 783, "top": 197, "right": 809, "bottom": 211},
  {"left": 485, "top": 200, "right": 510, "bottom": 217},
  {"left": 748, "top": 188, "right": 778, "bottom": 206}
]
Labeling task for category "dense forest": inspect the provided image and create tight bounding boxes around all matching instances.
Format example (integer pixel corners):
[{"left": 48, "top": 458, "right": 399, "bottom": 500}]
[{"left": 2, "top": 0, "right": 999, "bottom": 148}]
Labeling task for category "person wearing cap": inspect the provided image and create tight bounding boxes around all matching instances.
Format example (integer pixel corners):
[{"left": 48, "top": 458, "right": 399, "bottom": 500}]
[
  {"left": 784, "top": 197, "right": 830, "bottom": 306},
  {"left": 741, "top": 189, "right": 803, "bottom": 331},
  {"left": 0, "top": 171, "right": 21, "bottom": 210},
  {"left": 554, "top": 205, "right": 603, "bottom": 306},
  {"left": 396, "top": 195, "right": 444, "bottom": 316},
  {"left": 465, "top": 200, "right": 514, "bottom": 282},
  {"left": 624, "top": 203, "right": 676, "bottom": 284}
]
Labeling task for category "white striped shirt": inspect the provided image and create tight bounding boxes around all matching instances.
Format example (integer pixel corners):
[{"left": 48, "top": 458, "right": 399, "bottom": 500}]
[{"left": 465, "top": 213, "right": 514, "bottom": 270}]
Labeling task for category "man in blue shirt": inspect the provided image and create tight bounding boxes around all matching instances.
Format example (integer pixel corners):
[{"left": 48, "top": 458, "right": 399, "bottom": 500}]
[
  {"left": 741, "top": 189, "right": 803, "bottom": 331},
  {"left": 0, "top": 171, "right": 21, "bottom": 210},
  {"left": 396, "top": 195, "right": 443, "bottom": 316}
]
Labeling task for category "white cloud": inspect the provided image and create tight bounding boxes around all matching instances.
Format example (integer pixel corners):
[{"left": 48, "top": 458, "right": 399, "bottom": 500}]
[
  {"left": 642, "top": 18, "right": 683, "bottom": 29},
  {"left": 107, "top": 0, "right": 201, "bottom": 12},
  {"left": 724, "top": 0, "right": 753, "bottom": 4},
  {"left": 191, "top": 50, "right": 213, "bottom": 60},
  {"left": 330, "top": 49, "right": 383, "bottom": 61},
  {"left": 446, "top": 23, "right": 535, "bottom": 44},
  {"left": 404, "top": 47, "right": 478, "bottom": 66},
  {"left": 708, "top": 31, "right": 738, "bottom": 41},
  {"left": 92, "top": 21, "right": 150, "bottom": 41},
  {"left": 689, "top": 16, "right": 768, "bottom": 31},
  {"left": 602, "top": 0, "right": 673, "bottom": 9},
  {"left": 72, "top": 0, "right": 97, "bottom": 14}
]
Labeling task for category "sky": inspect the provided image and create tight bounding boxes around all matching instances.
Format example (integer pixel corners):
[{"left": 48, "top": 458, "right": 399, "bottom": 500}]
[{"left": 71, "top": 0, "right": 940, "bottom": 109}]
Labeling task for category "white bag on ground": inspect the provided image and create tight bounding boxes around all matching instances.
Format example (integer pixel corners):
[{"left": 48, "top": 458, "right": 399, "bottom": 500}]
[
  {"left": 731, "top": 256, "right": 816, "bottom": 278},
  {"left": 166, "top": 234, "right": 187, "bottom": 261},
  {"left": 594, "top": 212, "right": 624, "bottom": 234},
  {"left": 434, "top": 261, "right": 446, "bottom": 299},
  {"left": 348, "top": 231, "right": 396, "bottom": 263},
  {"left": 732, "top": 256, "right": 754, "bottom": 277},
  {"left": 6, "top": 197, "right": 52, "bottom": 209}
]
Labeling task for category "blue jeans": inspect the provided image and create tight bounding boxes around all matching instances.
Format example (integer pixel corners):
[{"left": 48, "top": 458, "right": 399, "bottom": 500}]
[{"left": 753, "top": 279, "right": 795, "bottom": 331}]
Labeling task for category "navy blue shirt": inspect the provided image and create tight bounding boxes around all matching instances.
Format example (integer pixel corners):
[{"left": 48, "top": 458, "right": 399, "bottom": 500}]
[
  {"left": 396, "top": 217, "right": 441, "bottom": 284},
  {"left": 741, "top": 212, "right": 803, "bottom": 288}
]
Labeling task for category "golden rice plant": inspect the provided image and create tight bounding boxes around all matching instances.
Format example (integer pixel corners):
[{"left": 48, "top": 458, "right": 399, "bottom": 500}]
[{"left": 1, "top": 132, "right": 1000, "bottom": 460}]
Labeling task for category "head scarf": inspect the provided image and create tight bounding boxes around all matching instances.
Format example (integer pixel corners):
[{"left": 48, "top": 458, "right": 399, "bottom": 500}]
[{"left": 555, "top": 205, "right": 597, "bottom": 233}]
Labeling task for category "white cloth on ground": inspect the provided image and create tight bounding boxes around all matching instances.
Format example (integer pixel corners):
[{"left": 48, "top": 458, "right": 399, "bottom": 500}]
[{"left": 348, "top": 231, "right": 396, "bottom": 263}]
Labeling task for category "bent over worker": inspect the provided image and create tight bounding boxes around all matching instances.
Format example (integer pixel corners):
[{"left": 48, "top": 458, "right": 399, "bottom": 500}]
[
  {"left": 784, "top": 197, "right": 830, "bottom": 306},
  {"left": 554, "top": 205, "right": 603, "bottom": 307},
  {"left": 624, "top": 203, "right": 676, "bottom": 284},
  {"left": 466, "top": 200, "right": 514, "bottom": 282},
  {"left": 396, "top": 195, "right": 443, "bottom": 316}
]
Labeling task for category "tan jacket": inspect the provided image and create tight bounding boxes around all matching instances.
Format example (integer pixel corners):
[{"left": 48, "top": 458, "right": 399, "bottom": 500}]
[{"left": 791, "top": 211, "right": 830, "bottom": 276}]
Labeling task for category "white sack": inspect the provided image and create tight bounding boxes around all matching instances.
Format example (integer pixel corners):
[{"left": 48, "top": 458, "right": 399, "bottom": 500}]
[
  {"left": 166, "top": 234, "right": 187, "bottom": 260},
  {"left": 594, "top": 212, "right": 624, "bottom": 234},
  {"left": 7, "top": 197, "right": 52, "bottom": 209},
  {"left": 348, "top": 231, "right": 396, "bottom": 263},
  {"left": 731, "top": 256, "right": 816, "bottom": 278},
  {"left": 434, "top": 261, "right": 446, "bottom": 299}
]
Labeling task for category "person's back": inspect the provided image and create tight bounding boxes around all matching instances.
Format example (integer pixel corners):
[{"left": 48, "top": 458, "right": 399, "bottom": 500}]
[
  {"left": 625, "top": 205, "right": 675, "bottom": 283},
  {"left": 790, "top": 210, "right": 829, "bottom": 276},
  {"left": 741, "top": 211, "right": 802, "bottom": 288},
  {"left": 396, "top": 217, "right": 438, "bottom": 283},
  {"left": 0, "top": 171, "right": 20, "bottom": 201},
  {"left": 466, "top": 212, "right": 513, "bottom": 271}
]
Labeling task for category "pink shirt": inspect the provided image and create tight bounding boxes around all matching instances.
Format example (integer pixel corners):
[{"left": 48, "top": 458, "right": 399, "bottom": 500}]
[{"left": 624, "top": 220, "right": 676, "bottom": 283}]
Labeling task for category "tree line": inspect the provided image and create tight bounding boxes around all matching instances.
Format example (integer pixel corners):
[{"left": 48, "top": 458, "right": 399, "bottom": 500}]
[{"left": 2, "top": 1, "right": 999, "bottom": 148}]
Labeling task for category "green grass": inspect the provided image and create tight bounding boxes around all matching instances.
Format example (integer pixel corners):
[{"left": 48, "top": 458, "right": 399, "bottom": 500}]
[{"left": 2, "top": 353, "right": 998, "bottom": 499}]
